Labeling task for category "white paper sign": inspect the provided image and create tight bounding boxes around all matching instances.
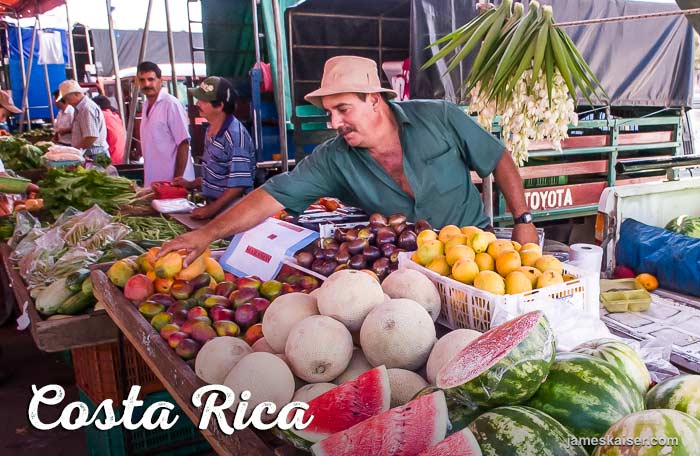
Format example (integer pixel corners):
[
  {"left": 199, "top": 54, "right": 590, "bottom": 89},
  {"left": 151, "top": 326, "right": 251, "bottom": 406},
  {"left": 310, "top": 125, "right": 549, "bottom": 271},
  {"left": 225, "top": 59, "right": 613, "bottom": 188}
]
[{"left": 218, "top": 218, "right": 319, "bottom": 281}]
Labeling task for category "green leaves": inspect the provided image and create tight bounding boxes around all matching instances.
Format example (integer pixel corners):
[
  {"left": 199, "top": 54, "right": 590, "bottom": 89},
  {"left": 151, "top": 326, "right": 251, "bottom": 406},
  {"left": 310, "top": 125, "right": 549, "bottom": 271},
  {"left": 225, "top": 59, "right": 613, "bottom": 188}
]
[{"left": 423, "top": 1, "right": 608, "bottom": 108}]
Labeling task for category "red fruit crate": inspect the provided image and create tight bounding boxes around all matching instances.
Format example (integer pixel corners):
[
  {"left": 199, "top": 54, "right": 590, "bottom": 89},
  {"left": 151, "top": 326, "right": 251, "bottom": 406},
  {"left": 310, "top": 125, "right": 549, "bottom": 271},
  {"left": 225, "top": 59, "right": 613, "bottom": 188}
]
[{"left": 71, "top": 337, "right": 163, "bottom": 404}]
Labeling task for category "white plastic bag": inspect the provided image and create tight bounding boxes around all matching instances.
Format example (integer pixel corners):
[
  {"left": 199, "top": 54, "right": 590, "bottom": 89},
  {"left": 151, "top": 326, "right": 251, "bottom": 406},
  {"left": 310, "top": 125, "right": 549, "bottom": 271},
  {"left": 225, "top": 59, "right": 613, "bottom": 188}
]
[{"left": 151, "top": 198, "right": 196, "bottom": 214}]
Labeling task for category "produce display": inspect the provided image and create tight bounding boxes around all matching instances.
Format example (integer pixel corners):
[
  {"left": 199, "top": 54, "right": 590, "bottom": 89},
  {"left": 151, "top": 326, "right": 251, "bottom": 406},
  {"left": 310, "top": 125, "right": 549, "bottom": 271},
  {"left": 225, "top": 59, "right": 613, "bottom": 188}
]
[
  {"left": 645, "top": 375, "right": 700, "bottom": 420},
  {"left": 294, "top": 212, "right": 419, "bottom": 280},
  {"left": 0, "top": 136, "right": 44, "bottom": 170},
  {"left": 665, "top": 215, "right": 700, "bottom": 238}
]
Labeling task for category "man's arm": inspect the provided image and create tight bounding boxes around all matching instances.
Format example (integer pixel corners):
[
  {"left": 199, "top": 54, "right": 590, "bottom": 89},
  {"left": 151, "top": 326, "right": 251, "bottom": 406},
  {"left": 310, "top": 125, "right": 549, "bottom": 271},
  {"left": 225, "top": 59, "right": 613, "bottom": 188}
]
[
  {"left": 78, "top": 136, "right": 97, "bottom": 149},
  {"left": 191, "top": 187, "right": 246, "bottom": 220},
  {"left": 158, "top": 187, "right": 284, "bottom": 265},
  {"left": 492, "top": 152, "right": 538, "bottom": 244},
  {"left": 173, "top": 139, "right": 190, "bottom": 178}
]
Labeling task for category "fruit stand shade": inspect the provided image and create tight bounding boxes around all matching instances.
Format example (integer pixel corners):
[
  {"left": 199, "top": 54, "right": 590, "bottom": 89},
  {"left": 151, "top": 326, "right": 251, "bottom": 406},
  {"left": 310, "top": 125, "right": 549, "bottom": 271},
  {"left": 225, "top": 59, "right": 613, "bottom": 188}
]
[{"left": 0, "top": 0, "right": 64, "bottom": 17}]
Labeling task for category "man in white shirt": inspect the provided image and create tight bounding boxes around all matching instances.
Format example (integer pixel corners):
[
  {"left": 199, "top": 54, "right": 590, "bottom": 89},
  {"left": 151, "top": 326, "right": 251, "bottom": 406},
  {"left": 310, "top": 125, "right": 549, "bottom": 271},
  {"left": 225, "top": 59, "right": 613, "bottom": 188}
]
[
  {"left": 52, "top": 89, "right": 74, "bottom": 146},
  {"left": 137, "top": 61, "right": 194, "bottom": 186}
]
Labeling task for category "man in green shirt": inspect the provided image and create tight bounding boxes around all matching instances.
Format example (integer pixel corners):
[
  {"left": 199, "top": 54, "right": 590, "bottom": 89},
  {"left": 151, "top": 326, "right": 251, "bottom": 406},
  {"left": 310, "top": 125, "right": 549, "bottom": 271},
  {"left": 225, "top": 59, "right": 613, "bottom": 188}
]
[{"left": 160, "top": 56, "right": 537, "bottom": 265}]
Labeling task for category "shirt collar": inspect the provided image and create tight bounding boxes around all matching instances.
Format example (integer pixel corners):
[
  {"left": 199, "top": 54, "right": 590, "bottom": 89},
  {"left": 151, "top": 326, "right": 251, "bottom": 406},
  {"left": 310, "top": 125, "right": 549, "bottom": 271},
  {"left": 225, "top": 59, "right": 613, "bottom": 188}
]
[
  {"left": 75, "top": 96, "right": 89, "bottom": 111},
  {"left": 213, "top": 115, "right": 234, "bottom": 139},
  {"left": 389, "top": 101, "right": 412, "bottom": 125}
]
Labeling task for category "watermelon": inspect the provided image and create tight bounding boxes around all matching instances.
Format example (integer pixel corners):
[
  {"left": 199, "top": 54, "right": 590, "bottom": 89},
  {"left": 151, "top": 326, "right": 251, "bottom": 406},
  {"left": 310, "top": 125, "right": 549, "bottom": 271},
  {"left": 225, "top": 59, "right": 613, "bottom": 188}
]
[
  {"left": 592, "top": 409, "right": 700, "bottom": 456},
  {"left": 436, "top": 311, "right": 555, "bottom": 407},
  {"left": 665, "top": 215, "right": 688, "bottom": 233},
  {"left": 680, "top": 216, "right": 700, "bottom": 238},
  {"left": 527, "top": 352, "right": 644, "bottom": 442},
  {"left": 414, "top": 386, "right": 484, "bottom": 435},
  {"left": 468, "top": 406, "right": 587, "bottom": 456},
  {"left": 310, "top": 391, "right": 448, "bottom": 456},
  {"left": 417, "top": 428, "right": 482, "bottom": 456},
  {"left": 280, "top": 365, "right": 391, "bottom": 450},
  {"left": 573, "top": 338, "right": 652, "bottom": 394},
  {"left": 645, "top": 374, "right": 700, "bottom": 420}
]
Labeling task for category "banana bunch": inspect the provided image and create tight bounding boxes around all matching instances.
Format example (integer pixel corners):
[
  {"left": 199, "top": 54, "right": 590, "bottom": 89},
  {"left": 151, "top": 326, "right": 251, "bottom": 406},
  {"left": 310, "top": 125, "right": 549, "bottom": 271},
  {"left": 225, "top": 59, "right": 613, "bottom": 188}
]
[{"left": 423, "top": 0, "right": 606, "bottom": 106}]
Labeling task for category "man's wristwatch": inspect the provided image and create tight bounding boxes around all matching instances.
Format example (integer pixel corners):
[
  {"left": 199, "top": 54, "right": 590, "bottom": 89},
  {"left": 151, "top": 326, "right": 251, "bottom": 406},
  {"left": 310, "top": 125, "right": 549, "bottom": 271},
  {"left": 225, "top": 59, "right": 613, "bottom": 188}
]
[{"left": 513, "top": 212, "right": 533, "bottom": 225}]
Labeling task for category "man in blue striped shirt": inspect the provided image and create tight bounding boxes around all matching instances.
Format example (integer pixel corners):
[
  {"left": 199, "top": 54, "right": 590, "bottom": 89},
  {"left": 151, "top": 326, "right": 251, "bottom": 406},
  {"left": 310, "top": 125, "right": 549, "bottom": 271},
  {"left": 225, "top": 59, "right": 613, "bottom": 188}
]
[{"left": 174, "top": 76, "right": 255, "bottom": 219}]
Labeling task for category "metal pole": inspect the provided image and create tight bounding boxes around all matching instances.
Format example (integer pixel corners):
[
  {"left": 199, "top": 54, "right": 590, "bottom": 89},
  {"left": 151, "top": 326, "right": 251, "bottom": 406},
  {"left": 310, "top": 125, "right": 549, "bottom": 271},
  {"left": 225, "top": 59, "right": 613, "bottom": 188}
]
[
  {"left": 272, "top": 0, "right": 289, "bottom": 172},
  {"left": 164, "top": 0, "right": 178, "bottom": 99},
  {"left": 124, "top": 0, "right": 153, "bottom": 165},
  {"left": 106, "top": 0, "right": 125, "bottom": 125},
  {"left": 250, "top": 0, "right": 262, "bottom": 154},
  {"left": 19, "top": 20, "right": 38, "bottom": 132},
  {"left": 13, "top": 11, "right": 27, "bottom": 99},
  {"left": 65, "top": 1, "right": 77, "bottom": 80},
  {"left": 36, "top": 10, "right": 55, "bottom": 126}
]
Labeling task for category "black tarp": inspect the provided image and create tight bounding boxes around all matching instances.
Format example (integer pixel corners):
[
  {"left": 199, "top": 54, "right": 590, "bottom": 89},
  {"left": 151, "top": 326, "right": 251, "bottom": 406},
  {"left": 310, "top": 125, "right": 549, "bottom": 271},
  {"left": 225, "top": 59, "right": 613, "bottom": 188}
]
[{"left": 411, "top": 0, "right": 695, "bottom": 107}]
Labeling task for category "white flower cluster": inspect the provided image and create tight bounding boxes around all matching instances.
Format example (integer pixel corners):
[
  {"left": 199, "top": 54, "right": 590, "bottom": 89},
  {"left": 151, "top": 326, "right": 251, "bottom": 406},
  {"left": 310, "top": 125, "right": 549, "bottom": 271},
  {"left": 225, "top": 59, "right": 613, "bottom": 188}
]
[{"left": 469, "top": 69, "right": 579, "bottom": 166}]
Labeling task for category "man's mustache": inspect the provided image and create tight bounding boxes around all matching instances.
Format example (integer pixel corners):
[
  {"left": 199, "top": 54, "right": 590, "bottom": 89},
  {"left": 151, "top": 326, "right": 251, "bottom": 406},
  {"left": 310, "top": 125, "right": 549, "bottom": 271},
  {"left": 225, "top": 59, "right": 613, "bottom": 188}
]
[{"left": 337, "top": 126, "right": 354, "bottom": 135}]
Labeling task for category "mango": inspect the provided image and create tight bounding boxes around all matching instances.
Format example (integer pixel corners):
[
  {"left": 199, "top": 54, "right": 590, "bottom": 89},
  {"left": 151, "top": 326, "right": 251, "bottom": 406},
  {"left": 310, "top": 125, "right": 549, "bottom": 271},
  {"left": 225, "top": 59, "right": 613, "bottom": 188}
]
[
  {"left": 124, "top": 274, "right": 155, "bottom": 302},
  {"left": 446, "top": 244, "right": 475, "bottom": 266},
  {"left": 260, "top": 280, "right": 283, "bottom": 300},
  {"left": 189, "top": 273, "right": 212, "bottom": 291},
  {"left": 138, "top": 301, "right": 165, "bottom": 319},
  {"left": 175, "top": 338, "right": 201, "bottom": 360},
  {"left": 537, "top": 270, "right": 564, "bottom": 289},
  {"left": 153, "top": 277, "right": 174, "bottom": 294},
  {"left": 136, "top": 252, "right": 155, "bottom": 273},
  {"left": 159, "top": 323, "right": 180, "bottom": 340},
  {"left": 474, "top": 252, "right": 495, "bottom": 271},
  {"left": 175, "top": 254, "right": 206, "bottom": 281},
  {"left": 190, "top": 321, "right": 216, "bottom": 344},
  {"left": 204, "top": 257, "right": 225, "bottom": 283},
  {"left": 107, "top": 260, "right": 137, "bottom": 288},
  {"left": 171, "top": 280, "right": 194, "bottom": 300},
  {"left": 438, "top": 225, "right": 462, "bottom": 243},
  {"left": 452, "top": 258, "right": 480, "bottom": 284},
  {"left": 213, "top": 320, "right": 240, "bottom": 337},
  {"left": 474, "top": 270, "right": 506, "bottom": 295},
  {"left": 416, "top": 229, "right": 438, "bottom": 248},
  {"left": 487, "top": 240, "right": 515, "bottom": 260},
  {"left": 150, "top": 312, "right": 173, "bottom": 332},
  {"left": 496, "top": 250, "right": 522, "bottom": 277},
  {"left": 427, "top": 256, "right": 450, "bottom": 276},
  {"left": 518, "top": 266, "right": 542, "bottom": 288},
  {"left": 154, "top": 252, "right": 183, "bottom": 279},
  {"left": 520, "top": 249, "right": 541, "bottom": 267},
  {"left": 415, "top": 239, "right": 444, "bottom": 266},
  {"left": 505, "top": 271, "right": 533, "bottom": 294},
  {"left": 534, "top": 255, "right": 564, "bottom": 275}
]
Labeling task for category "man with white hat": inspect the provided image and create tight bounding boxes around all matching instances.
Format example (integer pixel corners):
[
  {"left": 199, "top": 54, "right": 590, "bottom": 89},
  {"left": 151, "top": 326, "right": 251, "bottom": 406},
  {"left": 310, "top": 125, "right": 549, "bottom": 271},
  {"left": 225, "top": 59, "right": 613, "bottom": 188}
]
[
  {"left": 56, "top": 80, "right": 109, "bottom": 158},
  {"left": 0, "top": 90, "right": 22, "bottom": 135},
  {"left": 159, "top": 55, "right": 537, "bottom": 265}
]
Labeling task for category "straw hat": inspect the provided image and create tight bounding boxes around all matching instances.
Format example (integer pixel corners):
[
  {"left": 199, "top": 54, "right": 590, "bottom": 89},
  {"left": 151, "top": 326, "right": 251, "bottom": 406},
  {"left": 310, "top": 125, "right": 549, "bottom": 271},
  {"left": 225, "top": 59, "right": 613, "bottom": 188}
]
[
  {"left": 0, "top": 90, "right": 21, "bottom": 114},
  {"left": 55, "top": 80, "right": 88, "bottom": 102},
  {"left": 304, "top": 56, "right": 398, "bottom": 108}
]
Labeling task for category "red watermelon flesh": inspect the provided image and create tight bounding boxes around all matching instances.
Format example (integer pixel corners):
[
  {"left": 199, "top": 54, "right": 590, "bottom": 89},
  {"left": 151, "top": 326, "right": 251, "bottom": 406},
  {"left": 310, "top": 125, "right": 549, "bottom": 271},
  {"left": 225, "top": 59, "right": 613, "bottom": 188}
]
[
  {"left": 311, "top": 390, "right": 448, "bottom": 456},
  {"left": 417, "top": 428, "right": 482, "bottom": 456},
  {"left": 437, "top": 311, "right": 544, "bottom": 389},
  {"left": 289, "top": 365, "right": 391, "bottom": 445}
]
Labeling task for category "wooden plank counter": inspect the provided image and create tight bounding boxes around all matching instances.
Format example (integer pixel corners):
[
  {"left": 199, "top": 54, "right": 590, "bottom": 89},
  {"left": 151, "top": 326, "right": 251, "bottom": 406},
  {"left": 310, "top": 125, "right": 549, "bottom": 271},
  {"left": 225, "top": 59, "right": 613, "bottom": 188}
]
[
  {"left": 0, "top": 243, "right": 119, "bottom": 352},
  {"left": 90, "top": 269, "right": 302, "bottom": 456}
]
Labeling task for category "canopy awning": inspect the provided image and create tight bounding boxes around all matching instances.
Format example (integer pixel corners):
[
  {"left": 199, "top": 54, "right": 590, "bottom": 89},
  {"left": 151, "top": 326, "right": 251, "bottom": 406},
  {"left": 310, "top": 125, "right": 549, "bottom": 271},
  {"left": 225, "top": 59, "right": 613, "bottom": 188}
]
[{"left": 0, "top": 0, "right": 64, "bottom": 17}]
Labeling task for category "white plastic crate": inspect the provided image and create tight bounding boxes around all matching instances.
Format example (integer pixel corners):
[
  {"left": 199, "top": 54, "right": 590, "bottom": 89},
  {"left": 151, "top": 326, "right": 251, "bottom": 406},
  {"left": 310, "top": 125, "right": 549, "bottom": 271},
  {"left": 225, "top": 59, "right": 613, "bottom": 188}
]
[{"left": 398, "top": 252, "right": 598, "bottom": 332}]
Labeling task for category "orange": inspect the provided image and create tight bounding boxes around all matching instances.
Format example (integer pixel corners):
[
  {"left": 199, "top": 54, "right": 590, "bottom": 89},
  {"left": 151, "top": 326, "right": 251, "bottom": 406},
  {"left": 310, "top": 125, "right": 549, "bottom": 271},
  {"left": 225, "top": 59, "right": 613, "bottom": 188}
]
[{"left": 635, "top": 273, "right": 658, "bottom": 292}]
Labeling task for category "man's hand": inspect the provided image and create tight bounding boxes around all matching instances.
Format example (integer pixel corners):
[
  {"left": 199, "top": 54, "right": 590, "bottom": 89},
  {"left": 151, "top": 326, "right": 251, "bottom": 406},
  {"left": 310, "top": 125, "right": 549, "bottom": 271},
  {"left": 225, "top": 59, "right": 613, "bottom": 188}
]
[
  {"left": 512, "top": 223, "right": 538, "bottom": 245},
  {"left": 0, "top": 130, "right": 11, "bottom": 137},
  {"left": 157, "top": 229, "right": 212, "bottom": 266},
  {"left": 191, "top": 204, "right": 218, "bottom": 220},
  {"left": 172, "top": 176, "right": 201, "bottom": 190}
]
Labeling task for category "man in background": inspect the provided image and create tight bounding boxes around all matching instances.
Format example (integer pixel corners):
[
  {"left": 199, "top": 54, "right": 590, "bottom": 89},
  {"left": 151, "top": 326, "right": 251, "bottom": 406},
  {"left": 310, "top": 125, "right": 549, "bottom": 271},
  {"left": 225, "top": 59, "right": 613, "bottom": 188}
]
[
  {"left": 55, "top": 80, "right": 109, "bottom": 159},
  {"left": 52, "top": 89, "right": 74, "bottom": 146},
  {"left": 137, "top": 61, "right": 194, "bottom": 186},
  {"left": 0, "top": 90, "right": 21, "bottom": 135},
  {"left": 93, "top": 95, "right": 126, "bottom": 165}
]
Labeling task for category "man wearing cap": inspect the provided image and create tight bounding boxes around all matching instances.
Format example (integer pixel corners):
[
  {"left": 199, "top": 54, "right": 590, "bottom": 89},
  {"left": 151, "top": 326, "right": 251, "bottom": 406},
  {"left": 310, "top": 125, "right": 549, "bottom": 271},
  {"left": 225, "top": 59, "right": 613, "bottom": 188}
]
[
  {"left": 172, "top": 76, "right": 255, "bottom": 220},
  {"left": 159, "top": 55, "right": 537, "bottom": 264},
  {"left": 0, "top": 90, "right": 22, "bottom": 135},
  {"left": 137, "top": 61, "right": 195, "bottom": 187},
  {"left": 56, "top": 80, "right": 109, "bottom": 158}
]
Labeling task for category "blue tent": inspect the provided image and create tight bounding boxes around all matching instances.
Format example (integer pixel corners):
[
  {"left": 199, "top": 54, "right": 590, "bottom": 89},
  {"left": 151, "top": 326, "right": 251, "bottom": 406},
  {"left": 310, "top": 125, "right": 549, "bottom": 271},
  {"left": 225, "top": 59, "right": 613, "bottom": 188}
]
[{"left": 7, "top": 24, "right": 69, "bottom": 120}]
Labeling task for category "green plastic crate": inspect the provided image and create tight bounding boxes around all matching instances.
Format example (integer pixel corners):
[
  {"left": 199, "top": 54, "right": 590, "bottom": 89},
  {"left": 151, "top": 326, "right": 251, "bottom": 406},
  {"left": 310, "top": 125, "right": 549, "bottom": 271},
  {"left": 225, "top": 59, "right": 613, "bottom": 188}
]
[{"left": 80, "top": 389, "right": 211, "bottom": 456}]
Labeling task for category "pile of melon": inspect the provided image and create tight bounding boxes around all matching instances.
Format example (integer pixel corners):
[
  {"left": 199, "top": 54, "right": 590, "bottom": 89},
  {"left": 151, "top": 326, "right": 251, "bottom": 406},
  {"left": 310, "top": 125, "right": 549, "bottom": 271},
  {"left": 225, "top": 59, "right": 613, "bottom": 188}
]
[{"left": 412, "top": 224, "right": 574, "bottom": 295}]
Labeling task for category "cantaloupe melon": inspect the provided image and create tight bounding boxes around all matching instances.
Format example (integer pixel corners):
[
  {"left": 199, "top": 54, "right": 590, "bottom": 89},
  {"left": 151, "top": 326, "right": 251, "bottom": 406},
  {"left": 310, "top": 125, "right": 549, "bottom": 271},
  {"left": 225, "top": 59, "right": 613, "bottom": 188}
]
[
  {"left": 316, "top": 270, "right": 385, "bottom": 331},
  {"left": 387, "top": 368, "right": 429, "bottom": 407},
  {"left": 223, "top": 352, "right": 295, "bottom": 417},
  {"left": 360, "top": 298, "right": 436, "bottom": 370},
  {"left": 195, "top": 336, "right": 252, "bottom": 384},
  {"left": 292, "top": 383, "right": 337, "bottom": 403},
  {"left": 425, "top": 329, "right": 481, "bottom": 385},
  {"left": 381, "top": 269, "right": 441, "bottom": 322},
  {"left": 285, "top": 315, "right": 354, "bottom": 383},
  {"left": 262, "top": 292, "right": 318, "bottom": 353},
  {"left": 334, "top": 348, "right": 373, "bottom": 385}
]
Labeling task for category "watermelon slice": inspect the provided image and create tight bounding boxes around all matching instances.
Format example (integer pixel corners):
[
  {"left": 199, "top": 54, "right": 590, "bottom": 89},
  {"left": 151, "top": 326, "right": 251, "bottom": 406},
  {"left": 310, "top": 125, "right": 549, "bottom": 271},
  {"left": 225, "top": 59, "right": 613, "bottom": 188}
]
[
  {"left": 417, "top": 428, "right": 482, "bottom": 456},
  {"left": 281, "top": 365, "right": 391, "bottom": 450},
  {"left": 436, "top": 311, "right": 555, "bottom": 407},
  {"left": 311, "top": 391, "right": 448, "bottom": 456}
]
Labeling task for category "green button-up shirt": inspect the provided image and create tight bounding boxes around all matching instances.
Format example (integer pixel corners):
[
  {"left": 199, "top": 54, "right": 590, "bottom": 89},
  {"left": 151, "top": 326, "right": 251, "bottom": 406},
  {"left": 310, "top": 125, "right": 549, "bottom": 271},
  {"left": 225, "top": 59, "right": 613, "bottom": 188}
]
[{"left": 263, "top": 100, "right": 505, "bottom": 228}]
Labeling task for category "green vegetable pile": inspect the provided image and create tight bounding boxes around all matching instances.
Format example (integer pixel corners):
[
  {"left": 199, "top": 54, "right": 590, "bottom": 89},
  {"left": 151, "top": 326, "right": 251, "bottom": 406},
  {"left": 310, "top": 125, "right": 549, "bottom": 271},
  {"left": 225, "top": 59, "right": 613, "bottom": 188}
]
[
  {"left": 0, "top": 136, "right": 43, "bottom": 171},
  {"left": 117, "top": 215, "right": 187, "bottom": 243},
  {"left": 39, "top": 167, "right": 136, "bottom": 216}
]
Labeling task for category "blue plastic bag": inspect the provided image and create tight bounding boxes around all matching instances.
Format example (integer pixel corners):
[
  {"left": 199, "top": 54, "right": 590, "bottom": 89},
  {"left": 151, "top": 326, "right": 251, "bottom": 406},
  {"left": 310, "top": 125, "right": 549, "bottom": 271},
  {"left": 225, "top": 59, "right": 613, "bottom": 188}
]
[{"left": 616, "top": 219, "right": 700, "bottom": 297}]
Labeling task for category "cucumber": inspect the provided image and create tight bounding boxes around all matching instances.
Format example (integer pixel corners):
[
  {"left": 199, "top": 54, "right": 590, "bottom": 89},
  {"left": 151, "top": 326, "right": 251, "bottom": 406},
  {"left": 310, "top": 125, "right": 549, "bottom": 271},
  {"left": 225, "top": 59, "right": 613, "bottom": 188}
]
[
  {"left": 57, "top": 292, "right": 95, "bottom": 315},
  {"left": 35, "top": 278, "right": 75, "bottom": 316},
  {"left": 81, "top": 276, "right": 94, "bottom": 297},
  {"left": 111, "top": 240, "right": 146, "bottom": 259},
  {"left": 66, "top": 269, "right": 91, "bottom": 292},
  {"left": 137, "top": 239, "right": 163, "bottom": 250}
]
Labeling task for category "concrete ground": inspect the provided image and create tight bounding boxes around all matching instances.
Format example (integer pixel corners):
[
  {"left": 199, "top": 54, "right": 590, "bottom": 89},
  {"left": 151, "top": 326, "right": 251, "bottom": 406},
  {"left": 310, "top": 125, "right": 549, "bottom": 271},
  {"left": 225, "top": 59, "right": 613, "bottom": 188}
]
[{"left": 0, "top": 320, "right": 88, "bottom": 455}]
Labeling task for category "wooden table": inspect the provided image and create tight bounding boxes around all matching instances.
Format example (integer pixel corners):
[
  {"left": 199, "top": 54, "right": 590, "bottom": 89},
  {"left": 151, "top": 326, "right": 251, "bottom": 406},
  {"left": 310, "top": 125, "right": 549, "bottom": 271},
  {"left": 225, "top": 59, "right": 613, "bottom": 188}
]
[
  {"left": 90, "top": 269, "right": 303, "bottom": 456},
  {"left": 169, "top": 213, "right": 209, "bottom": 231},
  {"left": 0, "top": 243, "right": 119, "bottom": 352}
]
